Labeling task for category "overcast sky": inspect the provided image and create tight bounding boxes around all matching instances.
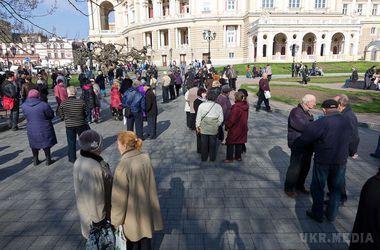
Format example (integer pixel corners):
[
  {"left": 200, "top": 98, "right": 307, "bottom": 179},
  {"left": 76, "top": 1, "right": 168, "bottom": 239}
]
[{"left": 31, "top": 0, "right": 89, "bottom": 39}]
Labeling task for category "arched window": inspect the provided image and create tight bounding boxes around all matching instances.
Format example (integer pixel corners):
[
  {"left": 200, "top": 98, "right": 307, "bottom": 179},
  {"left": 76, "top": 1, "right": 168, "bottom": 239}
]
[
  {"left": 100, "top": 1, "right": 115, "bottom": 30},
  {"left": 263, "top": 44, "right": 267, "bottom": 57}
]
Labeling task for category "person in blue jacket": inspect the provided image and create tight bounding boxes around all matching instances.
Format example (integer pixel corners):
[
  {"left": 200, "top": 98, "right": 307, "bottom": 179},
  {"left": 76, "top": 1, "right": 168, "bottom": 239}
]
[{"left": 293, "top": 99, "right": 354, "bottom": 223}]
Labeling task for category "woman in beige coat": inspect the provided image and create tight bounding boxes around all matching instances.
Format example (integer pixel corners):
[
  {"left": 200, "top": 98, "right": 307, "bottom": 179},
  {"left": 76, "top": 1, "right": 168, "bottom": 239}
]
[{"left": 112, "top": 131, "right": 163, "bottom": 250}]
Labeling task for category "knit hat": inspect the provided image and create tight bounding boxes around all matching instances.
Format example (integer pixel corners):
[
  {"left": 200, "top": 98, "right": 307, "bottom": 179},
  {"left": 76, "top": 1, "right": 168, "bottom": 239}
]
[
  {"left": 79, "top": 130, "right": 103, "bottom": 152},
  {"left": 27, "top": 89, "right": 40, "bottom": 99},
  {"left": 321, "top": 99, "right": 338, "bottom": 109}
]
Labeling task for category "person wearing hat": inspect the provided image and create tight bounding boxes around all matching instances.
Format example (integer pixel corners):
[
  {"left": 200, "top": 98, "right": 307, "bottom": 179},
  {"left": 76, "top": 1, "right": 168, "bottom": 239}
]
[
  {"left": 95, "top": 70, "right": 107, "bottom": 97},
  {"left": 349, "top": 167, "right": 380, "bottom": 250},
  {"left": 161, "top": 71, "right": 171, "bottom": 103},
  {"left": 143, "top": 82, "right": 158, "bottom": 139},
  {"left": 73, "top": 130, "right": 113, "bottom": 239},
  {"left": 21, "top": 89, "right": 57, "bottom": 166},
  {"left": 293, "top": 99, "right": 354, "bottom": 223}
]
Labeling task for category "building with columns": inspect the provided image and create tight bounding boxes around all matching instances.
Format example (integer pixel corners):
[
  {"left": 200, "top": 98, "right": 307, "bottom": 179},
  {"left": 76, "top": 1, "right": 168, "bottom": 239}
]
[{"left": 88, "top": 0, "right": 380, "bottom": 66}]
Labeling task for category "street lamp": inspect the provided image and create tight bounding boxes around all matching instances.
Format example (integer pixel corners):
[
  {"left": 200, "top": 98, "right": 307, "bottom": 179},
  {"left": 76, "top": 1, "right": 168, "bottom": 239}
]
[
  {"left": 87, "top": 41, "right": 94, "bottom": 71},
  {"left": 202, "top": 30, "right": 216, "bottom": 64},
  {"left": 290, "top": 44, "right": 299, "bottom": 77}
]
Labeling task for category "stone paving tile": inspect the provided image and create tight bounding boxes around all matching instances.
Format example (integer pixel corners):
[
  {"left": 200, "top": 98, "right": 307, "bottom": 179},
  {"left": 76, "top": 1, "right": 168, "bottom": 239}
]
[{"left": 0, "top": 83, "right": 379, "bottom": 249}]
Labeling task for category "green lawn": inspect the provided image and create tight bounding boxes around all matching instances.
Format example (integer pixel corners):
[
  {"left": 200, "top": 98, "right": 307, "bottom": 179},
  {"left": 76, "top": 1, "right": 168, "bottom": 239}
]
[
  {"left": 271, "top": 75, "right": 351, "bottom": 84},
  {"left": 241, "top": 83, "right": 380, "bottom": 113},
  {"left": 216, "top": 61, "right": 378, "bottom": 75}
]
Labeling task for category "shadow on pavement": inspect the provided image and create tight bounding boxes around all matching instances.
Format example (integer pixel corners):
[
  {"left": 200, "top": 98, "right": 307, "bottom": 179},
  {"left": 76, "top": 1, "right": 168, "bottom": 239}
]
[
  {"left": 0, "top": 150, "right": 23, "bottom": 166},
  {"left": 0, "top": 155, "right": 32, "bottom": 181}
]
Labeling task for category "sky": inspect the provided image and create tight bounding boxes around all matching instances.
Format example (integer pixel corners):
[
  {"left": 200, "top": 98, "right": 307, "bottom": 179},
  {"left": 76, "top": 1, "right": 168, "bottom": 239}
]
[{"left": 30, "top": 0, "right": 90, "bottom": 39}]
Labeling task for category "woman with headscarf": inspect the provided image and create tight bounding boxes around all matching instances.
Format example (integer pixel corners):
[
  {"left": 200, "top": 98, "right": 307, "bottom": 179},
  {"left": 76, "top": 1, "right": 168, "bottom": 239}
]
[
  {"left": 112, "top": 131, "right": 163, "bottom": 250},
  {"left": 73, "top": 130, "right": 113, "bottom": 241},
  {"left": 21, "top": 89, "right": 57, "bottom": 166}
]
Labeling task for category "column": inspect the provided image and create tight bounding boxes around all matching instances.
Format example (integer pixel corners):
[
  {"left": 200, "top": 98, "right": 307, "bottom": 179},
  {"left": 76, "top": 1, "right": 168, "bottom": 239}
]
[
  {"left": 256, "top": 32, "right": 263, "bottom": 58},
  {"left": 343, "top": 33, "right": 350, "bottom": 58},
  {"left": 188, "top": 27, "right": 191, "bottom": 47},
  {"left": 170, "top": 0, "right": 176, "bottom": 16},
  {"left": 324, "top": 33, "right": 332, "bottom": 57},
  {"left": 267, "top": 34, "right": 274, "bottom": 60},
  {"left": 175, "top": 28, "right": 179, "bottom": 48},
  {"left": 236, "top": 26, "right": 241, "bottom": 47},
  {"left": 366, "top": 0, "right": 372, "bottom": 16}
]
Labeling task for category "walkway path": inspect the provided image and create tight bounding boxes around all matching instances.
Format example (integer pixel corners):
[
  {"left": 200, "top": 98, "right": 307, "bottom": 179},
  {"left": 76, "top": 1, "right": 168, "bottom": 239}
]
[{"left": 0, "top": 83, "right": 379, "bottom": 249}]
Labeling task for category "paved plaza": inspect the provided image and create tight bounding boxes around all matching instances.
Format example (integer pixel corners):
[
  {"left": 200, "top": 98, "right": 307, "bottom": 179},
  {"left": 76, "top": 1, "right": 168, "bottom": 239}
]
[{"left": 0, "top": 82, "right": 379, "bottom": 249}]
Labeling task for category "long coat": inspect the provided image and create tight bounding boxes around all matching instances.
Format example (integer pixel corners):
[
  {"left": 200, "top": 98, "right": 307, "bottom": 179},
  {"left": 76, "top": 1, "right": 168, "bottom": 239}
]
[
  {"left": 111, "top": 149, "right": 163, "bottom": 241},
  {"left": 225, "top": 101, "right": 249, "bottom": 144},
  {"left": 110, "top": 86, "right": 122, "bottom": 109},
  {"left": 21, "top": 98, "right": 57, "bottom": 149},
  {"left": 144, "top": 88, "right": 157, "bottom": 117}
]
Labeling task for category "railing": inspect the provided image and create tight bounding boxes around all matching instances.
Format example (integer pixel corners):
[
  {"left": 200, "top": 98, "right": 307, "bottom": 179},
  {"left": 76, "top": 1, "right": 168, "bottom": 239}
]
[{"left": 251, "top": 18, "right": 360, "bottom": 28}]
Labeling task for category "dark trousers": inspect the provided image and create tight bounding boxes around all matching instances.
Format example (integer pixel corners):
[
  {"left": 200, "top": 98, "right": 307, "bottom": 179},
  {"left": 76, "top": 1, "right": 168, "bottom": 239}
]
[
  {"left": 327, "top": 173, "right": 347, "bottom": 202},
  {"left": 32, "top": 147, "right": 51, "bottom": 160},
  {"left": 127, "top": 111, "right": 143, "bottom": 139},
  {"left": 229, "top": 78, "right": 237, "bottom": 90},
  {"left": 162, "top": 86, "right": 169, "bottom": 102},
  {"left": 310, "top": 162, "right": 346, "bottom": 221},
  {"left": 186, "top": 112, "right": 191, "bottom": 128},
  {"left": 146, "top": 115, "right": 157, "bottom": 139},
  {"left": 127, "top": 237, "right": 151, "bottom": 250},
  {"left": 189, "top": 113, "right": 196, "bottom": 130},
  {"left": 226, "top": 144, "right": 243, "bottom": 160},
  {"left": 175, "top": 85, "right": 182, "bottom": 97},
  {"left": 256, "top": 91, "right": 271, "bottom": 111},
  {"left": 9, "top": 102, "right": 19, "bottom": 129},
  {"left": 85, "top": 108, "right": 92, "bottom": 123},
  {"left": 65, "top": 125, "right": 89, "bottom": 162},
  {"left": 196, "top": 132, "right": 201, "bottom": 153},
  {"left": 169, "top": 85, "right": 175, "bottom": 99},
  {"left": 284, "top": 149, "right": 313, "bottom": 192},
  {"left": 200, "top": 134, "right": 217, "bottom": 161}
]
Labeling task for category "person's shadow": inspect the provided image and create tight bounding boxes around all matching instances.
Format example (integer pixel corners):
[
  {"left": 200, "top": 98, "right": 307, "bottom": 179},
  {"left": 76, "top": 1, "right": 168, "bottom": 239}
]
[
  {"left": 215, "top": 220, "right": 246, "bottom": 250},
  {"left": 268, "top": 145, "right": 290, "bottom": 189}
]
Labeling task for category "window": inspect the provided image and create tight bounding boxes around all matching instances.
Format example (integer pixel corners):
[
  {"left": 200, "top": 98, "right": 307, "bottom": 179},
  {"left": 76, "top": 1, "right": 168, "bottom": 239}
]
[
  {"left": 61, "top": 52, "right": 65, "bottom": 59},
  {"left": 54, "top": 53, "right": 58, "bottom": 59},
  {"left": 202, "top": 1, "right": 211, "bottom": 12},
  {"left": 342, "top": 4, "right": 347, "bottom": 15},
  {"left": 289, "top": 0, "right": 300, "bottom": 8},
  {"left": 60, "top": 44, "right": 64, "bottom": 49},
  {"left": 373, "top": 4, "right": 378, "bottom": 15},
  {"left": 226, "top": 26, "right": 237, "bottom": 45},
  {"left": 357, "top": 4, "right": 362, "bottom": 15},
  {"left": 371, "top": 27, "right": 376, "bottom": 35},
  {"left": 228, "top": 52, "right": 234, "bottom": 59},
  {"left": 227, "top": 0, "right": 236, "bottom": 11},
  {"left": 131, "top": 10, "right": 135, "bottom": 23},
  {"left": 48, "top": 52, "right": 51, "bottom": 59},
  {"left": 315, "top": 0, "right": 326, "bottom": 8},
  {"left": 262, "top": 0, "right": 273, "bottom": 8}
]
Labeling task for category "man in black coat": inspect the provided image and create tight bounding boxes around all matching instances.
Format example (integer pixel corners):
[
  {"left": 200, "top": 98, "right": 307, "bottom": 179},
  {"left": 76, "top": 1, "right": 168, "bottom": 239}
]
[
  {"left": 143, "top": 82, "right": 158, "bottom": 140},
  {"left": 1, "top": 71, "right": 20, "bottom": 130},
  {"left": 293, "top": 99, "right": 354, "bottom": 223},
  {"left": 328, "top": 94, "right": 360, "bottom": 204},
  {"left": 349, "top": 167, "right": 380, "bottom": 250},
  {"left": 284, "top": 94, "right": 316, "bottom": 198}
]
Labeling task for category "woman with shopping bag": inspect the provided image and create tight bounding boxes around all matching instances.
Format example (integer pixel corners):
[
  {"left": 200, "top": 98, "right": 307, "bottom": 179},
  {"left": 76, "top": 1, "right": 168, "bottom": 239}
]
[
  {"left": 112, "top": 131, "right": 163, "bottom": 250},
  {"left": 255, "top": 73, "right": 272, "bottom": 112}
]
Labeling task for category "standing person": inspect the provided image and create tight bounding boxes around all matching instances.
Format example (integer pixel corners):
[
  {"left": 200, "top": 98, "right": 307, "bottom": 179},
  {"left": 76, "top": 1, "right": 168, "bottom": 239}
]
[
  {"left": 95, "top": 71, "right": 107, "bottom": 97},
  {"left": 81, "top": 80, "right": 98, "bottom": 123},
  {"left": 56, "top": 72, "right": 67, "bottom": 88},
  {"left": 216, "top": 85, "right": 232, "bottom": 143},
  {"left": 54, "top": 79, "right": 68, "bottom": 116},
  {"left": 122, "top": 81, "right": 145, "bottom": 139},
  {"left": 60, "top": 86, "right": 89, "bottom": 163},
  {"left": 284, "top": 94, "right": 316, "bottom": 198},
  {"left": 36, "top": 79, "right": 49, "bottom": 103},
  {"left": 1, "top": 71, "right": 20, "bottom": 130},
  {"left": 293, "top": 99, "right": 354, "bottom": 223},
  {"left": 112, "top": 131, "right": 163, "bottom": 249},
  {"left": 255, "top": 73, "right": 271, "bottom": 112},
  {"left": 194, "top": 88, "right": 207, "bottom": 153},
  {"left": 266, "top": 64, "right": 272, "bottom": 81},
  {"left": 187, "top": 82, "right": 199, "bottom": 130},
  {"left": 161, "top": 71, "right": 171, "bottom": 103},
  {"left": 246, "top": 65, "right": 251, "bottom": 78},
  {"left": 168, "top": 71, "right": 176, "bottom": 100},
  {"left": 311, "top": 61, "right": 317, "bottom": 76},
  {"left": 73, "top": 130, "right": 113, "bottom": 240},
  {"left": 21, "top": 89, "right": 57, "bottom": 166},
  {"left": 110, "top": 81, "right": 123, "bottom": 120},
  {"left": 108, "top": 68, "right": 115, "bottom": 85},
  {"left": 51, "top": 69, "right": 58, "bottom": 89},
  {"left": 227, "top": 65, "right": 237, "bottom": 91},
  {"left": 328, "top": 94, "right": 360, "bottom": 204},
  {"left": 302, "top": 65, "right": 309, "bottom": 85},
  {"left": 223, "top": 91, "right": 249, "bottom": 163},
  {"left": 143, "top": 82, "right": 158, "bottom": 140},
  {"left": 174, "top": 71, "right": 183, "bottom": 97},
  {"left": 252, "top": 65, "right": 257, "bottom": 79},
  {"left": 21, "top": 76, "right": 36, "bottom": 103},
  {"left": 120, "top": 78, "right": 133, "bottom": 96},
  {"left": 196, "top": 91, "right": 224, "bottom": 162},
  {"left": 149, "top": 74, "right": 157, "bottom": 94},
  {"left": 349, "top": 167, "right": 380, "bottom": 250}
]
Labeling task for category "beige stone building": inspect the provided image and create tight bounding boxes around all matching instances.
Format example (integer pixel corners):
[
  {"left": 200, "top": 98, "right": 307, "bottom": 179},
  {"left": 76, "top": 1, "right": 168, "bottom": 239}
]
[{"left": 88, "top": 0, "right": 380, "bottom": 66}]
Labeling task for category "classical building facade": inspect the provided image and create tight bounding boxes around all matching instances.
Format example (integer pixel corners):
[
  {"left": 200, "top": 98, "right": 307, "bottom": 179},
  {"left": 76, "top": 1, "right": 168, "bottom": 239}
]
[{"left": 88, "top": 0, "right": 380, "bottom": 66}]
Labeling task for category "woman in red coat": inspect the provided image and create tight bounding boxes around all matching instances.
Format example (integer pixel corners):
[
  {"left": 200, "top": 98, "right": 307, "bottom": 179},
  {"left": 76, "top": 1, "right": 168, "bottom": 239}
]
[
  {"left": 110, "top": 81, "right": 123, "bottom": 120},
  {"left": 224, "top": 91, "right": 249, "bottom": 163}
]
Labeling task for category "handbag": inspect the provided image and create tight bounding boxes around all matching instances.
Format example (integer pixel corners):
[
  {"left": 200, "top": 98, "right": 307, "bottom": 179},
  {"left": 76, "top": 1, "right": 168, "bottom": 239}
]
[
  {"left": 264, "top": 91, "right": 271, "bottom": 99},
  {"left": 86, "top": 218, "right": 115, "bottom": 250},
  {"left": 217, "top": 125, "right": 224, "bottom": 141},
  {"left": 1, "top": 96, "right": 14, "bottom": 110},
  {"left": 115, "top": 225, "right": 127, "bottom": 250}
]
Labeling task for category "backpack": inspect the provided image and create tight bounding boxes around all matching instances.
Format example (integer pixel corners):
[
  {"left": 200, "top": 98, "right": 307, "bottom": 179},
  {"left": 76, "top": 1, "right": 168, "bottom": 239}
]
[{"left": 1, "top": 96, "right": 14, "bottom": 110}]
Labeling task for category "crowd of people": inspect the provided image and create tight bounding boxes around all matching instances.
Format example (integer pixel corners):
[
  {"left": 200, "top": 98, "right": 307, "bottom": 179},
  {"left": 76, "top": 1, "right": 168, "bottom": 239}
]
[{"left": 0, "top": 60, "right": 379, "bottom": 249}]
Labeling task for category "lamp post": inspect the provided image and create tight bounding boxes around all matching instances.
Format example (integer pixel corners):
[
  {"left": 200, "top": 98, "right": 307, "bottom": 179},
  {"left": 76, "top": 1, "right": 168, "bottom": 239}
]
[
  {"left": 290, "top": 44, "right": 299, "bottom": 77},
  {"left": 202, "top": 30, "right": 216, "bottom": 64},
  {"left": 87, "top": 41, "right": 94, "bottom": 71}
]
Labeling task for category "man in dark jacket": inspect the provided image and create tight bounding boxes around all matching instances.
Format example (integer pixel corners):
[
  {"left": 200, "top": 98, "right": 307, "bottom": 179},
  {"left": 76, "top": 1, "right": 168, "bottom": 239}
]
[
  {"left": 95, "top": 71, "right": 106, "bottom": 97},
  {"left": 284, "top": 94, "right": 316, "bottom": 198},
  {"left": 328, "top": 94, "right": 360, "bottom": 204},
  {"left": 143, "top": 82, "right": 158, "bottom": 140},
  {"left": 1, "top": 71, "right": 19, "bottom": 130},
  {"left": 256, "top": 73, "right": 271, "bottom": 112},
  {"left": 60, "top": 86, "right": 89, "bottom": 163},
  {"left": 294, "top": 99, "right": 354, "bottom": 223},
  {"left": 81, "top": 80, "right": 97, "bottom": 123}
]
